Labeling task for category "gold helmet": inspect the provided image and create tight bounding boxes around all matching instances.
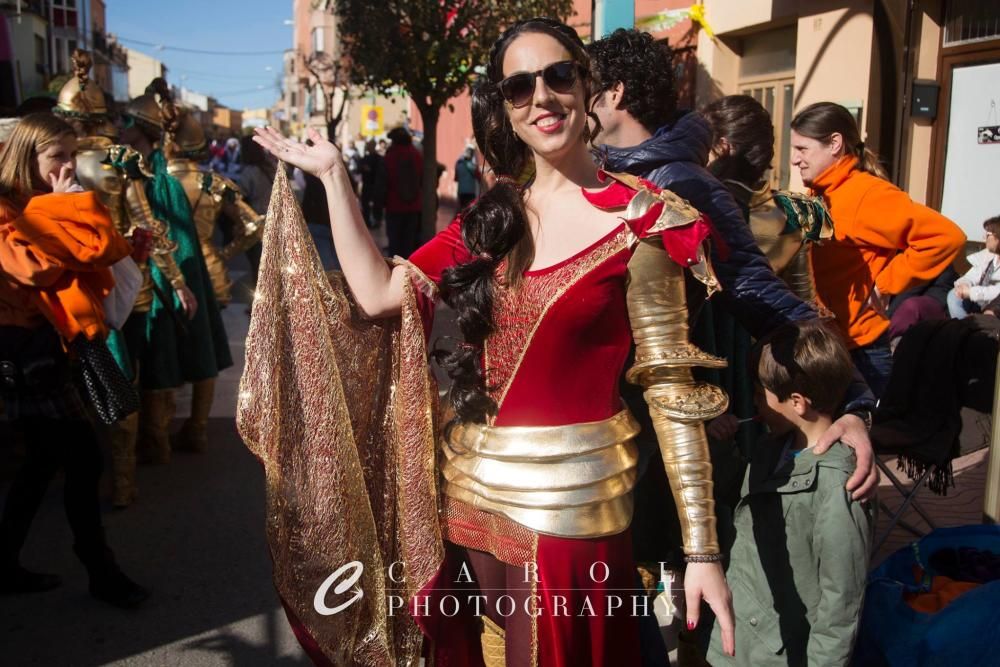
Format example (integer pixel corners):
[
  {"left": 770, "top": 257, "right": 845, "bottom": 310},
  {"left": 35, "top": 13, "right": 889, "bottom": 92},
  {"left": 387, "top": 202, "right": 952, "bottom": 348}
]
[
  {"left": 170, "top": 110, "right": 207, "bottom": 156},
  {"left": 125, "top": 77, "right": 169, "bottom": 131},
  {"left": 54, "top": 50, "right": 108, "bottom": 119}
]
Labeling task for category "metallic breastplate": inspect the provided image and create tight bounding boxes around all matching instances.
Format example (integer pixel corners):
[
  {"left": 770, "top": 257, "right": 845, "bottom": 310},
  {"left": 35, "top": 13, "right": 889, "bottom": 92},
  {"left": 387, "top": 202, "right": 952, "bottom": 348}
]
[{"left": 441, "top": 409, "right": 641, "bottom": 538}]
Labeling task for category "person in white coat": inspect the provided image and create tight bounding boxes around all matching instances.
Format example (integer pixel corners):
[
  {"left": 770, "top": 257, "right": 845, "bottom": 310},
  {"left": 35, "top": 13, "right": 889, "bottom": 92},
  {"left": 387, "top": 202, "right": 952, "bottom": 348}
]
[{"left": 949, "top": 215, "right": 1000, "bottom": 318}]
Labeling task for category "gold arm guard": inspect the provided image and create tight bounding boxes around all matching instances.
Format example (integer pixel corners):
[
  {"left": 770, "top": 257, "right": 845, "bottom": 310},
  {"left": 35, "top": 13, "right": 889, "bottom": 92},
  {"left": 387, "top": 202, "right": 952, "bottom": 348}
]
[
  {"left": 216, "top": 178, "right": 265, "bottom": 261},
  {"left": 220, "top": 197, "right": 264, "bottom": 261},
  {"left": 781, "top": 244, "right": 819, "bottom": 306},
  {"left": 123, "top": 178, "right": 186, "bottom": 291},
  {"left": 625, "top": 238, "right": 728, "bottom": 556}
]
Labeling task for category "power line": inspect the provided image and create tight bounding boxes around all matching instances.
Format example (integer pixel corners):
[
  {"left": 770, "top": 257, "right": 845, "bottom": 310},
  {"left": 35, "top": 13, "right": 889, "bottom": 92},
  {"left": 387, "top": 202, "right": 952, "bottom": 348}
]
[
  {"left": 117, "top": 36, "right": 286, "bottom": 56},
  {"left": 174, "top": 68, "right": 277, "bottom": 82},
  {"left": 212, "top": 85, "right": 279, "bottom": 96}
]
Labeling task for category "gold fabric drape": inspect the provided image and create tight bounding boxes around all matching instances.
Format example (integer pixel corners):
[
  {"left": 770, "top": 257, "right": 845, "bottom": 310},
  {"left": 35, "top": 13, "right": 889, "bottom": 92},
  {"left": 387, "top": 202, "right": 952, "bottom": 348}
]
[{"left": 236, "top": 166, "right": 443, "bottom": 666}]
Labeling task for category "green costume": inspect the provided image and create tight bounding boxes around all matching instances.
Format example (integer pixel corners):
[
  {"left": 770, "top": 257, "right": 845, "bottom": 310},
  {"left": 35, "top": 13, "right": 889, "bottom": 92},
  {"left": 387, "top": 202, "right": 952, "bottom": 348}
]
[{"left": 133, "top": 149, "right": 232, "bottom": 390}]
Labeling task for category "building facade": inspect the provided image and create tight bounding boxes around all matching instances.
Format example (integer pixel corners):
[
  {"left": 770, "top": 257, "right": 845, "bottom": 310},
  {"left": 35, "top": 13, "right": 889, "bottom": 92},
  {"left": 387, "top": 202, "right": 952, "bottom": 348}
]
[
  {"left": 697, "top": 0, "right": 1000, "bottom": 238},
  {"left": 124, "top": 46, "right": 167, "bottom": 100},
  {"left": 277, "top": 0, "right": 407, "bottom": 146},
  {"left": 0, "top": 0, "right": 127, "bottom": 108}
]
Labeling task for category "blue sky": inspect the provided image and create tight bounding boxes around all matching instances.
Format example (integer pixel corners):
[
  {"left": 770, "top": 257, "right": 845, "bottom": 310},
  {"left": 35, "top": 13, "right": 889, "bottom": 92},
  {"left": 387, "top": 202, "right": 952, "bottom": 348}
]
[{"left": 105, "top": 0, "right": 292, "bottom": 110}]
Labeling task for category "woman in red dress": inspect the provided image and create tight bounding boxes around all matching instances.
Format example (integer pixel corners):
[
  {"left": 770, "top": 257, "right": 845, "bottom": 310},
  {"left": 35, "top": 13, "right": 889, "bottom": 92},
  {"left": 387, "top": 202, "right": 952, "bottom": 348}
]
[{"left": 247, "top": 18, "right": 735, "bottom": 666}]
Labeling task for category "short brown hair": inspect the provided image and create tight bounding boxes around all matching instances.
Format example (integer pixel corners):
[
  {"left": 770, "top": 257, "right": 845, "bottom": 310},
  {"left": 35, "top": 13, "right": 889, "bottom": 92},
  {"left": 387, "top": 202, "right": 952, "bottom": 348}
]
[
  {"left": 983, "top": 215, "right": 1000, "bottom": 237},
  {"left": 753, "top": 320, "right": 853, "bottom": 415}
]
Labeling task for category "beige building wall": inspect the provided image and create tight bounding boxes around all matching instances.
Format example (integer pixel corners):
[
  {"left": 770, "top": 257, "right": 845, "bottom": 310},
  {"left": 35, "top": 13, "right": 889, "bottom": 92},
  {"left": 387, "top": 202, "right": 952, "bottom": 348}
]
[
  {"left": 125, "top": 48, "right": 165, "bottom": 98},
  {"left": 900, "top": 0, "right": 943, "bottom": 204}
]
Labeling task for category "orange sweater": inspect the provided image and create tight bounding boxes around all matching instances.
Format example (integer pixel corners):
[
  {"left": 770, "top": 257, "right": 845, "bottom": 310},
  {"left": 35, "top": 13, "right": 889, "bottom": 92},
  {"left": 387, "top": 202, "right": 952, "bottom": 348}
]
[
  {"left": 810, "top": 157, "right": 966, "bottom": 348},
  {"left": 0, "top": 192, "right": 131, "bottom": 340}
]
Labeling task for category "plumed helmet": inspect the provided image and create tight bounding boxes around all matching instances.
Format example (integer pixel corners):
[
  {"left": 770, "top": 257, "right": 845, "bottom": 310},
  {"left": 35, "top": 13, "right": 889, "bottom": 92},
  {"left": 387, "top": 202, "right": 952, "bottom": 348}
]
[
  {"left": 54, "top": 50, "right": 109, "bottom": 119},
  {"left": 171, "top": 109, "right": 207, "bottom": 155},
  {"left": 125, "top": 77, "right": 170, "bottom": 131}
]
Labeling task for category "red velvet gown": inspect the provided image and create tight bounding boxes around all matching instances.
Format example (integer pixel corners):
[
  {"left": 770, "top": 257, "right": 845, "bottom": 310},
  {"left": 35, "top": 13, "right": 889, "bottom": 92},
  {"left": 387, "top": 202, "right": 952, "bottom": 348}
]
[{"left": 402, "top": 184, "right": 673, "bottom": 666}]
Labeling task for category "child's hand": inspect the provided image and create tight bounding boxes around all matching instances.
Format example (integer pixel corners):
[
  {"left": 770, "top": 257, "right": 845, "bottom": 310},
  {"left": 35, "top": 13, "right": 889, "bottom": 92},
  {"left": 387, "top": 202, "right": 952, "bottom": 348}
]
[{"left": 48, "top": 164, "right": 77, "bottom": 193}]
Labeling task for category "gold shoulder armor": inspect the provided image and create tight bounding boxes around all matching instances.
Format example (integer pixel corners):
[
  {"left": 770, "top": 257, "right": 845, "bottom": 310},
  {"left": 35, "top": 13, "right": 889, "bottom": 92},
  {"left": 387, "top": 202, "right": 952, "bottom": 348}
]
[
  {"left": 604, "top": 171, "right": 700, "bottom": 233},
  {"left": 107, "top": 144, "right": 154, "bottom": 179},
  {"left": 772, "top": 190, "right": 833, "bottom": 242}
]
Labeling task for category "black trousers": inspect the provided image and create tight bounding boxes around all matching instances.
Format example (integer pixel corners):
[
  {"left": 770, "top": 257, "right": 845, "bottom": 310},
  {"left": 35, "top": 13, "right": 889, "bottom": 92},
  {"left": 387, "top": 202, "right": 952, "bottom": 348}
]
[
  {"left": 385, "top": 211, "right": 421, "bottom": 259},
  {"left": 0, "top": 417, "right": 106, "bottom": 566}
]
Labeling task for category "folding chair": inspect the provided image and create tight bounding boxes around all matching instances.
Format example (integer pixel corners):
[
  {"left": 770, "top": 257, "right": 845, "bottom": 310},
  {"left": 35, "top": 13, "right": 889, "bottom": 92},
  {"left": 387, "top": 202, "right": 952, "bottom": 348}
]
[{"left": 872, "top": 455, "right": 937, "bottom": 556}]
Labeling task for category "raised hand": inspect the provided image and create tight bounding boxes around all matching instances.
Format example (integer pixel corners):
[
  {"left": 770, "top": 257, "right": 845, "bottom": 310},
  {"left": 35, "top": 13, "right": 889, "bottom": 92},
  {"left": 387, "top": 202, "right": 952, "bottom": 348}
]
[
  {"left": 48, "top": 164, "right": 77, "bottom": 193},
  {"left": 252, "top": 127, "right": 343, "bottom": 181}
]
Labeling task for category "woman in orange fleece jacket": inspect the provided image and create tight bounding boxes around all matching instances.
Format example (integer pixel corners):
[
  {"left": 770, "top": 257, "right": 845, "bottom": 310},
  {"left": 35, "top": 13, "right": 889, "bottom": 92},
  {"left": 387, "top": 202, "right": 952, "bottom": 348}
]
[
  {"left": 790, "top": 102, "right": 966, "bottom": 397},
  {"left": 0, "top": 113, "right": 148, "bottom": 608}
]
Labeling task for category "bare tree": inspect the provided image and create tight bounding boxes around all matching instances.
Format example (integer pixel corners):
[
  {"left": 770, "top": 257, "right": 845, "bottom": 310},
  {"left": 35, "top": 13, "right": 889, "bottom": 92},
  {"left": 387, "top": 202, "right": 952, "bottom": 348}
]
[{"left": 304, "top": 51, "right": 349, "bottom": 141}]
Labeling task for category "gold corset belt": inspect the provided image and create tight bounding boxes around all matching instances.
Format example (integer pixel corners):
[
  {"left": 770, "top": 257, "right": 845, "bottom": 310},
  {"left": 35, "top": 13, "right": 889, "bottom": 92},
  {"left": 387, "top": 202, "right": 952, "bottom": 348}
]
[{"left": 441, "top": 409, "right": 641, "bottom": 539}]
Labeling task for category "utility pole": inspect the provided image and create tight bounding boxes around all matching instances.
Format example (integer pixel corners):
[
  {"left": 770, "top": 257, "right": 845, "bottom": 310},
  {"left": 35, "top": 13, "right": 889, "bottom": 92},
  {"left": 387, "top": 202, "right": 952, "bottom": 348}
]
[{"left": 592, "top": 0, "right": 635, "bottom": 39}]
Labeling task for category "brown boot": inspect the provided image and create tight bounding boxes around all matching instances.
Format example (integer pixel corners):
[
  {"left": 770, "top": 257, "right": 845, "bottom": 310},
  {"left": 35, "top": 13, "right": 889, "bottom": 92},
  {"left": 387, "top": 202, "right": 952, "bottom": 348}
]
[
  {"left": 109, "top": 412, "right": 139, "bottom": 508},
  {"left": 174, "top": 377, "right": 215, "bottom": 453},
  {"left": 138, "top": 389, "right": 174, "bottom": 464}
]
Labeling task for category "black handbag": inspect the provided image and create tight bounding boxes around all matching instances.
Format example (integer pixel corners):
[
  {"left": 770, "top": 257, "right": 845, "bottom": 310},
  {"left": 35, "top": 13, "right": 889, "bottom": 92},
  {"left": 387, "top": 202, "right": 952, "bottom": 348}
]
[{"left": 70, "top": 336, "right": 140, "bottom": 425}]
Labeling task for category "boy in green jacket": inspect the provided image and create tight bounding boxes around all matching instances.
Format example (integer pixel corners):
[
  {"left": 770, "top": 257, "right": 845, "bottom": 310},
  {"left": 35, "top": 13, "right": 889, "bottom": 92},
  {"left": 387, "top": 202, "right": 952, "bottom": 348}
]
[{"left": 708, "top": 320, "right": 874, "bottom": 666}]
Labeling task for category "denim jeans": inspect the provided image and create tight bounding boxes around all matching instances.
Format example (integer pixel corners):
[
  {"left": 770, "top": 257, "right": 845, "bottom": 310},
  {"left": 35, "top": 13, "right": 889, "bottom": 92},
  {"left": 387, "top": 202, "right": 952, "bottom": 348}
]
[
  {"left": 946, "top": 287, "right": 982, "bottom": 319},
  {"left": 850, "top": 334, "right": 893, "bottom": 399}
]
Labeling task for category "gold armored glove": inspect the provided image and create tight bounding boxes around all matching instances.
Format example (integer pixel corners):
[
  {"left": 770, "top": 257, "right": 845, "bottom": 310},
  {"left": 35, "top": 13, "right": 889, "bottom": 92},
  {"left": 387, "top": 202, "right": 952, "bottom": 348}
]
[{"left": 625, "top": 237, "right": 728, "bottom": 557}]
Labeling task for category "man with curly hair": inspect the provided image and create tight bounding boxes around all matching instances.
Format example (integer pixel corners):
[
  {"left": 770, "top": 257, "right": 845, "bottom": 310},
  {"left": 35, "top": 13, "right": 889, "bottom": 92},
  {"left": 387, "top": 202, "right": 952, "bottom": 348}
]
[{"left": 588, "top": 28, "right": 820, "bottom": 338}]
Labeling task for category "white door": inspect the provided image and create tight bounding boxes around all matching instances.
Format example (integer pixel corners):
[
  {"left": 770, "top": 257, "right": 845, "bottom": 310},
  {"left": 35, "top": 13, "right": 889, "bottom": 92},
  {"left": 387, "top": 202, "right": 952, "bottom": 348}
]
[{"left": 941, "top": 61, "right": 1000, "bottom": 239}]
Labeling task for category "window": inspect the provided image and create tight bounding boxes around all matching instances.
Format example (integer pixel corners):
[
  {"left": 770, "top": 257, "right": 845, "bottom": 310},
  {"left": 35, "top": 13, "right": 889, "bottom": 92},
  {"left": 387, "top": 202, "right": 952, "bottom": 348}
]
[
  {"left": 739, "top": 27, "right": 798, "bottom": 190},
  {"left": 739, "top": 26, "right": 796, "bottom": 79},
  {"left": 944, "top": 0, "right": 1000, "bottom": 46},
  {"left": 55, "top": 37, "right": 64, "bottom": 74},
  {"left": 34, "top": 34, "right": 45, "bottom": 66},
  {"left": 312, "top": 27, "right": 325, "bottom": 53}
]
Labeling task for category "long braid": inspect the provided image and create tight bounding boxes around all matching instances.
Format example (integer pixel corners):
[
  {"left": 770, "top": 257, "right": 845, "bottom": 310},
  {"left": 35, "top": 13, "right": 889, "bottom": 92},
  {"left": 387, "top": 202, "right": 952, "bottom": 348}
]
[{"left": 436, "top": 18, "right": 595, "bottom": 427}]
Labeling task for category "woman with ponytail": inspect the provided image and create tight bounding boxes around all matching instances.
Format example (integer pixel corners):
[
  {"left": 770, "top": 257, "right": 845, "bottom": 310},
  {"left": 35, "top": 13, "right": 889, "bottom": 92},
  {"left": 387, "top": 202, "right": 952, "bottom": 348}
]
[
  {"left": 790, "top": 102, "right": 966, "bottom": 396},
  {"left": 250, "top": 17, "right": 733, "bottom": 665}
]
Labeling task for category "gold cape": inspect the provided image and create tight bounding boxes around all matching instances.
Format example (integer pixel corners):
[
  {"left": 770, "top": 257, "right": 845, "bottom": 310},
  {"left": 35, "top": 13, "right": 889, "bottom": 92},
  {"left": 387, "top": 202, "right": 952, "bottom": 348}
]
[{"left": 236, "top": 166, "right": 443, "bottom": 666}]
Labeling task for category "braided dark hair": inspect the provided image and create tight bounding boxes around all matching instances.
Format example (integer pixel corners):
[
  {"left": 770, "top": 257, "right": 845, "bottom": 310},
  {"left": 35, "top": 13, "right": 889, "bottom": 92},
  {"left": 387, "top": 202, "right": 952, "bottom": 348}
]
[
  {"left": 702, "top": 94, "right": 774, "bottom": 186},
  {"left": 436, "top": 17, "right": 595, "bottom": 425}
]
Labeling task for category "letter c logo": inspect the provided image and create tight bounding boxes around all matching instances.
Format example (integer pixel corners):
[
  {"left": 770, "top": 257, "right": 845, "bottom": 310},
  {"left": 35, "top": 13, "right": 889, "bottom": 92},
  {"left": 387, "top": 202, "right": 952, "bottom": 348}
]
[{"left": 314, "top": 561, "right": 364, "bottom": 616}]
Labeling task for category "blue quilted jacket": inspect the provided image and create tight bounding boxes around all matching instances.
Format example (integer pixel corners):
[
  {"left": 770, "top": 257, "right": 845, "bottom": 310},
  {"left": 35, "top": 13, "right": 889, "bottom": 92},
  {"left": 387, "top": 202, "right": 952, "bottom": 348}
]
[{"left": 598, "top": 111, "right": 816, "bottom": 337}]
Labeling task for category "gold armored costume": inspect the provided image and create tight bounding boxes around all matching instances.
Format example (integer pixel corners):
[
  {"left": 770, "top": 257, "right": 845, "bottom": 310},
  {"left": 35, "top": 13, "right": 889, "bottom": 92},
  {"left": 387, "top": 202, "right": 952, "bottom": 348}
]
[
  {"left": 733, "top": 181, "right": 833, "bottom": 308},
  {"left": 55, "top": 51, "right": 187, "bottom": 508},
  {"left": 166, "top": 113, "right": 263, "bottom": 305}
]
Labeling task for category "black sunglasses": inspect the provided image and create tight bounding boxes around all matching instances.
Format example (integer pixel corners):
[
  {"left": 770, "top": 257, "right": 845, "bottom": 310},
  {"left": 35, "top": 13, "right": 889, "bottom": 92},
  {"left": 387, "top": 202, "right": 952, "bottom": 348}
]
[{"left": 498, "top": 61, "right": 584, "bottom": 108}]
